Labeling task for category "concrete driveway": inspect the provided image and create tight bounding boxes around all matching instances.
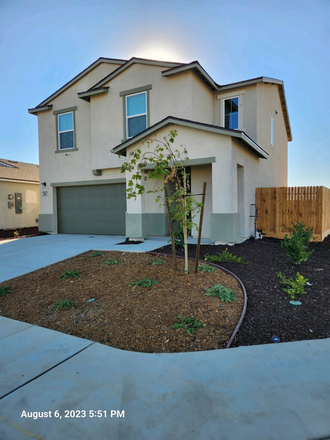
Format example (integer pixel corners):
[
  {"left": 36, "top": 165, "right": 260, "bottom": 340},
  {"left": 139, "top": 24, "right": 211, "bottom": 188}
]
[
  {"left": 1, "top": 234, "right": 330, "bottom": 439},
  {"left": 0, "top": 234, "right": 169, "bottom": 283}
]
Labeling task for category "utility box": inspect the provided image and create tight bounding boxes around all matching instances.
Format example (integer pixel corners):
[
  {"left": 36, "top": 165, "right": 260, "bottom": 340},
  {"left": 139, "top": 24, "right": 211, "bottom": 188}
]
[{"left": 15, "top": 193, "right": 22, "bottom": 214}]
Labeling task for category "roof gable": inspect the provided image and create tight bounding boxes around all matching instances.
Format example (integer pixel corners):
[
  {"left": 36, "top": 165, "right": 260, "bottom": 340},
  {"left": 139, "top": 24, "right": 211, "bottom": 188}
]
[
  {"left": 28, "top": 57, "right": 126, "bottom": 114},
  {"left": 87, "top": 57, "right": 183, "bottom": 91},
  {"left": 112, "top": 116, "right": 268, "bottom": 159}
]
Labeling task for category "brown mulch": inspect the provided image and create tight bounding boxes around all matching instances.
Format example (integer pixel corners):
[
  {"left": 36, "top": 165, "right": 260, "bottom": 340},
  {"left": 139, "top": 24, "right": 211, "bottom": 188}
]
[
  {"left": 0, "top": 252, "right": 244, "bottom": 353},
  {"left": 159, "top": 235, "right": 330, "bottom": 347}
]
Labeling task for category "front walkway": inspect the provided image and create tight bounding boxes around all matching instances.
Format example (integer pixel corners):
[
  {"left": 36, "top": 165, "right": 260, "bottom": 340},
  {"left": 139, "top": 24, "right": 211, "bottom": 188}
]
[{"left": 1, "top": 316, "right": 330, "bottom": 440}]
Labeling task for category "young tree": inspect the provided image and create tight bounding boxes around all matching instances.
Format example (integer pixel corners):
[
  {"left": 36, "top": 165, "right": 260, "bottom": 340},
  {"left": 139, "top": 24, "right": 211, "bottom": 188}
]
[{"left": 120, "top": 130, "right": 202, "bottom": 273}]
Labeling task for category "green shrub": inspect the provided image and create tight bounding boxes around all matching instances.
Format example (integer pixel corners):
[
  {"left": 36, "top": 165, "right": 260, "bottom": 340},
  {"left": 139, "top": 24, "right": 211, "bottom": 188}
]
[
  {"left": 60, "top": 270, "right": 81, "bottom": 279},
  {"left": 173, "top": 315, "right": 205, "bottom": 335},
  {"left": 88, "top": 251, "right": 103, "bottom": 257},
  {"left": 205, "top": 284, "right": 237, "bottom": 302},
  {"left": 277, "top": 271, "right": 309, "bottom": 300},
  {"left": 103, "top": 259, "right": 121, "bottom": 265},
  {"left": 151, "top": 258, "right": 166, "bottom": 266},
  {"left": 52, "top": 300, "right": 78, "bottom": 311},
  {"left": 0, "top": 286, "right": 11, "bottom": 297},
  {"left": 198, "top": 264, "right": 216, "bottom": 273},
  {"left": 281, "top": 222, "right": 314, "bottom": 264},
  {"left": 205, "top": 248, "right": 248, "bottom": 265},
  {"left": 129, "top": 277, "right": 159, "bottom": 288}
]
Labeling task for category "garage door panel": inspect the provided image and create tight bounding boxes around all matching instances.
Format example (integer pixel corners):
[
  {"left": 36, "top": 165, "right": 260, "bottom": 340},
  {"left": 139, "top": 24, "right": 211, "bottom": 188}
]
[{"left": 57, "top": 184, "right": 126, "bottom": 235}]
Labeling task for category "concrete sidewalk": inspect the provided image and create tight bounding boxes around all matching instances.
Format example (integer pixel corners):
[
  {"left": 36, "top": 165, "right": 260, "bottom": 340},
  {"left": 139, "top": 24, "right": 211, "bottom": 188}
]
[{"left": 0, "top": 316, "right": 330, "bottom": 440}]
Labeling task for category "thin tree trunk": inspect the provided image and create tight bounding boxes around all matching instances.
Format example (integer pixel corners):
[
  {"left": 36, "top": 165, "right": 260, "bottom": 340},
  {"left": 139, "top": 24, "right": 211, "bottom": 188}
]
[
  {"left": 164, "top": 185, "right": 177, "bottom": 271},
  {"left": 194, "top": 182, "right": 207, "bottom": 273},
  {"left": 183, "top": 172, "right": 189, "bottom": 274}
]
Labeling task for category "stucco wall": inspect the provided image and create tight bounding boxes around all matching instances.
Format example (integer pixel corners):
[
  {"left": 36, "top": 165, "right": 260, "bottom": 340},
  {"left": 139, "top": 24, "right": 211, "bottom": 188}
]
[
  {"left": 0, "top": 181, "right": 39, "bottom": 230},
  {"left": 256, "top": 83, "right": 288, "bottom": 186}
]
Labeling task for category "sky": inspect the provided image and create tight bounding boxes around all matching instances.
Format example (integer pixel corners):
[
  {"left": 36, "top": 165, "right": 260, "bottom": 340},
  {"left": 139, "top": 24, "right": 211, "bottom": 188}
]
[{"left": 0, "top": 0, "right": 329, "bottom": 187}]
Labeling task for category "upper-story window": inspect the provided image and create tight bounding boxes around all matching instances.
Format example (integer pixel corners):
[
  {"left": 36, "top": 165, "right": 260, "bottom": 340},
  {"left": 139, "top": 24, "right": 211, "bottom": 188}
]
[
  {"left": 224, "top": 97, "right": 239, "bottom": 129},
  {"left": 126, "top": 92, "right": 147, "bottom": 138},
  {"left": 54, "top": 107, "right": 77, "bottom": 151},
  {"left": 58, "top": 112, "right": 74, "bottom": 149}
]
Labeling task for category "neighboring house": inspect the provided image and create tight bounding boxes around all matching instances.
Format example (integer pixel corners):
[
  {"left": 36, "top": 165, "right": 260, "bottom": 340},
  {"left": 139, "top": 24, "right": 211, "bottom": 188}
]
[
  {"left": 29, "top": 57, "right": 292, "bottom": 243},
  {"left": 0, "top": 159, "right": 40, "bottom": 231}
]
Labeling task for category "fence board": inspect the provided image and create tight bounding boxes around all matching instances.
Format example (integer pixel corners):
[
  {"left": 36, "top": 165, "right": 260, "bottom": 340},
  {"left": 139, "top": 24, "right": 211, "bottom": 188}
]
[{"left": 256, "top": 186, "right": 330, "bottom": 242}]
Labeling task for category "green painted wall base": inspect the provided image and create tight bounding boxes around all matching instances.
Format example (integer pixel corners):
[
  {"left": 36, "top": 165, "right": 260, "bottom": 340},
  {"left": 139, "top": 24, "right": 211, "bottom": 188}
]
[
  {"left": 211, "top": 213, "right": 241, "bottom": 243},
  {"left": 38, "top": 214, "right": 53, "bottom": 233},
  {"left": 126, "top": 213, "right": 169, "bottom": 238}
]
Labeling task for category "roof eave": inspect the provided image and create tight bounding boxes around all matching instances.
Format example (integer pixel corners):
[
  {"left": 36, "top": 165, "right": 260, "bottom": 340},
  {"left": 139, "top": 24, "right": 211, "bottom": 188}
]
[
  {"left": 78, "top": 87, "right": 109, "bottom": 102},
  {"left": 162, "top": 62, "right": 219, "bottom": 91},
  {"left": 28, "top": 105, "right": 53, "bottom": 115}
]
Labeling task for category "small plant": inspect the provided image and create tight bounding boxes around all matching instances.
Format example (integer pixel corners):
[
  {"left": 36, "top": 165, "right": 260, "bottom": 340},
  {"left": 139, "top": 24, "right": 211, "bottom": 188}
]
[
  {"left": 13, "top": 230, "right": 20, "bottom": 238},
  {"left": 103, "top": 259, "right": 121, "bottom": 265},
  {"left": 89, "top": 251, "right": 103, "bottom": 257},
  {"left": 52, "top": 300, "right": 78, "bottom": 311},
  {"left": 60, "top": 270, "right": 81, "bottom": 279},
  {"left": 0, "top": 286, "right": 11, "bottom": 297},
  {"left": 129, "top": 277, "right": 159, "bottom": 288},
  {"left": 198, "top": 264, "right": 216, "bottom": 273},
  {"left": 173, "top": 315, "right": 205, "bottom": 335},
  {"left": 281, "top": 221, "right": 315, "bottom": 264},
  {"left": 205, "top": 284, "right": 237, "bottom": 302},
  {"left": 205, "top": 248, "right": 248, "bottom": 265},
  {"left": 277, "top": 271, "right": 309, "bottom": 300},
  {"left": 151, "top": 258, "right": 166, "bottom": 266}
]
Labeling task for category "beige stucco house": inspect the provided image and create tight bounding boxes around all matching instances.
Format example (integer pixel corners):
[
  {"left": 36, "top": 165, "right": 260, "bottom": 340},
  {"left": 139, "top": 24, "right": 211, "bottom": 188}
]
[
  {"left": 29, "top": 57, "right": 292, "bottom": 243},
  {"left": 0, "top": 159, "right": 40, "bottom": 231}
]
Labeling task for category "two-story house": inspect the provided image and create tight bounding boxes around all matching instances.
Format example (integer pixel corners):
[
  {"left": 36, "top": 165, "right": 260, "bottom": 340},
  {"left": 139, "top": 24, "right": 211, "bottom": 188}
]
[{"left": 29, "top": 57, "right": 292, "bottom": 243}]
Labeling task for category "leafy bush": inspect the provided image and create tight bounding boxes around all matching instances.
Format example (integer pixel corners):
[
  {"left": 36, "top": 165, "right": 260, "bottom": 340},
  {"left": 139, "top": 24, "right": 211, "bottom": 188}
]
[
  {"left": 151, "top": 258, "right": 166, "bottom": 266},
  {"left": 52, "top": 300, "right": 78, "bottom": 311},
  {"left": 205, "top": 284, "right": 237, "bottom": 302},
  {"left": 198, "top": 264, "right": 216, "bottom": 273},
  {"left": 88, "top": 251, "right": 103, "bottom": 257},
  {"left": 60, "top": 270, "right": 81, "bottom": 279},
  {"left": 281, "top": 222, "right": 314, "bottom": 264},
  {"left": 129, "top": 277, "right": 159, "bottom": 288},
  {"left": 173, "top": 315, "right": 205, "bottom": 335},
  {"left": 277, "top": 271, "right": 309, "bottom": 300},
  {"left": 103, "top": 259, "right": 121, "bottom": 265},
  {"left": 0, "top": 286, "right": 11, "bottom": 297},
  {"left": 205, "top": 248, "right": 248, "bottom": 265}
]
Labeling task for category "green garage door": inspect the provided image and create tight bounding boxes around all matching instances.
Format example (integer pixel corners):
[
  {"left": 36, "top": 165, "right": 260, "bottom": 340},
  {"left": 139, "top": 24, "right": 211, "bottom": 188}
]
[{"left": 57, "top": 184, "right": 126, "bottom": 235}]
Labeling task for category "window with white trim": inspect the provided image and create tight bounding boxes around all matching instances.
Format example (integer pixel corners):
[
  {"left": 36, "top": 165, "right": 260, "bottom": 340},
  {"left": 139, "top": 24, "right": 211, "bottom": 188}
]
[
  {"left": 224, "top": 97, "right": 239, "bottom": 129},
  {"left": 58, "top": 112, "right": 75, "bottom": 150},
  {"left": 125, "top": 92, "right": 147, "bottom": 138}
]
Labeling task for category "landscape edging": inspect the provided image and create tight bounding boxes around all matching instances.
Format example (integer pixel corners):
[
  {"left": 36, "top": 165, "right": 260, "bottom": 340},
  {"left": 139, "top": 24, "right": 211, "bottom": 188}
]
[{"left": 147, "top": 252, "right": 248, "bottom": 349}]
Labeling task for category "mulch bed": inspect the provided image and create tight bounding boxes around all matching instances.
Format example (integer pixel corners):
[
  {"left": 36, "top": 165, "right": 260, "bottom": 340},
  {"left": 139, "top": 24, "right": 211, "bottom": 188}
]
[
  {"left": 157, "top": 236, "right": 330, "bottom": 347},
  {"left": 0, "top": 252, "right": 244, "bottom": 353}
]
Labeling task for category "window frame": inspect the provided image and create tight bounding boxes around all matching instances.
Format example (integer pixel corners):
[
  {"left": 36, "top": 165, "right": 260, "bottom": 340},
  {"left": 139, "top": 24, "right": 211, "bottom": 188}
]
[
  {"left": 53, "top": 106, "right": 78, "bottom": 153},
  {"left": 120, "top": 85, "right": 152, "bottom": 141},
  {"left": 125, "top": 91, "right": 147, "bottom": 139},
  {"left": 223, "top": 96, "right": 239, "bottom": 130}
]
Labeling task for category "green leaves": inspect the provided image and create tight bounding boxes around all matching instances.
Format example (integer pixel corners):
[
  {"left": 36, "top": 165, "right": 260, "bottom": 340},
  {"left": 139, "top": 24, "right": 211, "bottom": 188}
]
[
  {"left": 281, "top": 222, "right": 315, "bottom": 264},
  {"left": 205, "top": 284, "right": 237, "bottom": 302},
  {"left": 173, "top": 315, "right": 205, "bottom": 335}
]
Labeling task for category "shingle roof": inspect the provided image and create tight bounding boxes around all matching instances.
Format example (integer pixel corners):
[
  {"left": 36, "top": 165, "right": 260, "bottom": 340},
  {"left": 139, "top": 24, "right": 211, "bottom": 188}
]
[{"left": 0, "top": 159, "right": 39, "bottom": 183}]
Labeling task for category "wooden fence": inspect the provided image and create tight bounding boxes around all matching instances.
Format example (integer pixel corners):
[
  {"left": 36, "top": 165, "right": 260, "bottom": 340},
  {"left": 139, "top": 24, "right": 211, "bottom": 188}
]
[{"left": 256, "top": 186, "right": 330, "bottom": 241}]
